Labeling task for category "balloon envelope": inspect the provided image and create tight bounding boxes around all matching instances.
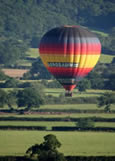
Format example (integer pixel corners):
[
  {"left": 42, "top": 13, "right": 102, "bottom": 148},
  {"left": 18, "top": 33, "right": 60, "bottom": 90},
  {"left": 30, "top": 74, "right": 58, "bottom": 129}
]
[{"left": 39, "top": 26, "right": 101, "bottom": 91}]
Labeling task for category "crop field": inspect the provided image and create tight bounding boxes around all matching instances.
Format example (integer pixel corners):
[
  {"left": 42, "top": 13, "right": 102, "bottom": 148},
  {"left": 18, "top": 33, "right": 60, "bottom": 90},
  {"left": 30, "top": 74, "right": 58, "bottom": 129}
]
[
  {"left": 0, "top": 130, "right": 115, "bottom": 156},
  {"left": 0, "top": 100, "right": 115, "bottom": 156},
  {"left": 45, "top": 88, "right": 112, "bottom": 97},
  {"left": 2, "top": 69, "right": 29, "bottom": 78},
  {"left": 0, "top": 88, "right": 114, "bottom": 157}
]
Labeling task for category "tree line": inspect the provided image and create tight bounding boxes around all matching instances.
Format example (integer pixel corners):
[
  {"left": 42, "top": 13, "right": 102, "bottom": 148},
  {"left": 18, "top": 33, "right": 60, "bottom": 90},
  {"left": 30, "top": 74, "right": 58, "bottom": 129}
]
[{"left": 0, "top": 81, "right": 114, "bottom": 112}]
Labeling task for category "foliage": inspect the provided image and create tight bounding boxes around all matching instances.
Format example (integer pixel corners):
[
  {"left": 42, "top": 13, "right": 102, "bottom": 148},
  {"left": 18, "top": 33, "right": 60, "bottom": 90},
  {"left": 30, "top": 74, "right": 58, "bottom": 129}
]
[
  {"left": 4, "top": 78, "right": 19, "bottom": 88},
  {"left": 0, "top": 89, "right": 7, "bottom": 107},
  {"left": 77, "top": 79, "right": 91, "bottom": 92},
  {"left": 0, "top": 39, "right": 28, "bottom": 66},
  {"left": 0, "top": 0, "right": 114, "bottom": 54},
  {"left": 26, "top": 134, "right": 66, "bottom": 161},
  {"left": 0, "top": 70, "right": 9, "bottom": 80},
  {"left": 30, "top": 58, "right": 52, "bottom": 79},
  {"left": 98, "top": 92, "right": 115, "bottom": 112},
  {"left": 17, "top": 83, "right": 45, "bottom": 110},
  {"left": 76, "top": 118, "right": 95, "bottom": 129},
  {"left": 0, "top": 89, "right": 17, "bottom": 110}
]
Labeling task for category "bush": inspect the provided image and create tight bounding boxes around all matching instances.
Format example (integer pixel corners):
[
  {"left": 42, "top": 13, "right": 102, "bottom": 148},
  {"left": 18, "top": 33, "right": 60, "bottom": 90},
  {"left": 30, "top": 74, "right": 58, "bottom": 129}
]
[
  {"left": 76, "top": 118, "right": 95, "bottom": 129},
  {"left": 4, "top": 78, "right": 19, "bottom": 88}
]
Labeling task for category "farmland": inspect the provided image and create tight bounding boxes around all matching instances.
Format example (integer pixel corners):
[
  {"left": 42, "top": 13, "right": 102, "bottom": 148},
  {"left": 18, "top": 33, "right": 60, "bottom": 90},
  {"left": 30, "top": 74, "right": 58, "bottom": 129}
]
[
  {"left": 0, "top": 100, "right": 115, "bottom": 156},
  {"left": 0, "top": 130, "right": 115, "bottom": 156},
  {"left": 2, "top": 69, "right": 29, "bottom": 78}
]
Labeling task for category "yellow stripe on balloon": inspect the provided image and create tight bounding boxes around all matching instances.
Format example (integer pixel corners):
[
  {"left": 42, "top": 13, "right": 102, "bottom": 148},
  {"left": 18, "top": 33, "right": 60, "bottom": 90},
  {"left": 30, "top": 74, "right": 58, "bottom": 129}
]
[{"left": 41, "top": 54, "right": 100, "bottom": 68}]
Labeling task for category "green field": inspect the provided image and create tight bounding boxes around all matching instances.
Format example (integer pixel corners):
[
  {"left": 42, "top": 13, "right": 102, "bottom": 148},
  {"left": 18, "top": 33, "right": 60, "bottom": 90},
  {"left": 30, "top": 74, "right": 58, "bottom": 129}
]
[
  {"left": 3, "top": 88, "right": 112, "bottom": 98},
  {"left": 0, "top": 121, "right": 115, "bottom": 129},
  {"left": 40, "top": 103, "right": 115, "bottom": 110},
  {"left": 45, "top": 88, "right": 112, "bottom": 97},
  {"left": 1, "top": 112, "right": 115, "bottom": 118},
  {"left": 0, "top": 130, "right": 115, "bottom": 156},
  {"left": 0, "top": 89, "right": 115, "bottom": 157}
]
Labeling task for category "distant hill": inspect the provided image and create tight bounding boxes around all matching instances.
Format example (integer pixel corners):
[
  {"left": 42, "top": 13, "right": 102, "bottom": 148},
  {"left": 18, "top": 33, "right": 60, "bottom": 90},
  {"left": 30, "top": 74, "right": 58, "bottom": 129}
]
[
  {"left": 0, "top": 0, "right": 114, "bottom": 68},
  {"left": 0, "top": 0, "right": 114, "bottom": 40}
]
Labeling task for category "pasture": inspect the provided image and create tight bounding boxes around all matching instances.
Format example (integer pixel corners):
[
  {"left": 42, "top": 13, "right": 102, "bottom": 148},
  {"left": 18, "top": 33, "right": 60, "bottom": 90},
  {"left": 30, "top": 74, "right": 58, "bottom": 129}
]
[
  {"left": 44, "top": 88, "right": 112, "bottom": 97},
  {"left": 0, "top": 121, "right": 115, "bottom": 129},
  {"left": 0, "top": 131, "right": 115, "bottom": 156},
  {"left": 0, "top": 87, "right": 114, "bottom": 157}
]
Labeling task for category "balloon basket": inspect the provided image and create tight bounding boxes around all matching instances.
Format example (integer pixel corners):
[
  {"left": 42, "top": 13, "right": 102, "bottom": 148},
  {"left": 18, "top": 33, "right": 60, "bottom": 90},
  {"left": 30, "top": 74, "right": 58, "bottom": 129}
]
[{"left": 65, "top": 91, "right": 72, "bottom": 97}]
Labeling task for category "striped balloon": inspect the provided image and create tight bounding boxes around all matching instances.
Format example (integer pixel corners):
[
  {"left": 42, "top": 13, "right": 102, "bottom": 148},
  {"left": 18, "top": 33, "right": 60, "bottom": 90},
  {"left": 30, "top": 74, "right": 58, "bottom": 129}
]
[{"left": 39, "top": 26, "right": 101, "bottom": 92}]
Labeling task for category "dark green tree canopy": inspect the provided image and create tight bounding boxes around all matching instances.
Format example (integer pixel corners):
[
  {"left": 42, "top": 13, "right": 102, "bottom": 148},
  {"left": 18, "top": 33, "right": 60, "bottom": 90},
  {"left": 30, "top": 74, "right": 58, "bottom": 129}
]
[
  {"left": 0, "top": 39, "right": 28, "bottom": 66},
  {"left": 76, "top": 118, "right": 95, "bottom": 129},
  {"left": 30, "top": 58, "right": 52, "bottom": 79},
  {"left": 77, "top": 79, "right": 91, "bottom": 92},
  {"left": 26, "top": 134, "right": 66, "bottom": 161},
  {"left": 98, "top": 92, "right": 115, "bottom": 112},
  {"left": 17, "top": 83, "right": 45, "bottom": 110}
]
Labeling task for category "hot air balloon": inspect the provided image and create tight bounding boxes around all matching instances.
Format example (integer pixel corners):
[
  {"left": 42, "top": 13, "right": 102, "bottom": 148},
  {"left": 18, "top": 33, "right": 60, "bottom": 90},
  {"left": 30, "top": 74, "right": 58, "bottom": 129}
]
[{"left": 39, "top": 26, "right": 101, "bottom": 96}]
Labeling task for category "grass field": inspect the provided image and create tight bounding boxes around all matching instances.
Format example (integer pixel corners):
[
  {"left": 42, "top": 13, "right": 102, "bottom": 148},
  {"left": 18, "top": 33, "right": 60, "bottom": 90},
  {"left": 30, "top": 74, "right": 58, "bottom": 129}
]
[
  {"left": 0, "top": 87, "right": 114, "bottom": 157},
  {"left": 0, "top": 130, "right": 115, "bottom": 156},
  {"left": 40, "top": 104, "right": 115, "bottom": 110},
  {"left": 45, "top": 88, "right": 112, "bottom": 97},
  {"left": 2, "top": 87, "right": 111, "bottom": 98},
  {"left": 0, "top": 121, "right": 115, "bottom": 129},
  {"left": 1, "top": 112, "right": 115, "bottom": 118}
]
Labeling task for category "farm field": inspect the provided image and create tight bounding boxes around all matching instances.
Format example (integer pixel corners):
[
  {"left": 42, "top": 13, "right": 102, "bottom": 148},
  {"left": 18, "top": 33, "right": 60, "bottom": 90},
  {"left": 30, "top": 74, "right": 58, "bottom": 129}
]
[
  {"left": 1, "top": 87, "right": 112, "bottom": 99},
  {"left": 40, "top": 103, "right": 115, "bottom": 110},
  {"left": 0, "top": 121, "right": 115, "bottom": 128},
  {"left": 1, "top": 112, "right": 115, "bottom": 118},
  {"left": 44, "top": 88, "right": 112, "bottom": 97},
  {"left": 0, "top": 130, "right": 115, "bottom": 156},
  {"left": 2, "top": 69, "right": 29, "bottom": 78}
]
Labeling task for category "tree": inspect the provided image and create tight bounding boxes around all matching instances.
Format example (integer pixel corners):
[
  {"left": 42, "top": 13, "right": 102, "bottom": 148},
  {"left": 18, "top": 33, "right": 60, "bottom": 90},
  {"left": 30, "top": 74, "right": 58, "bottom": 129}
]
[
  {"left": 4, "top": 78, "right": 19, "bottom": 88},
  {"left": 76, "top": 118, "right": 95, "bottom": 129},
  {"left": 77, "top": 79, "right": 91, "bottom": 92},
  {"left": 17, "top": 84, "right": 44, "bottom": 110},
  {"left": 0, "top": 89, "right": 7, "bottom": 107},
  {"left": 30, "top": 58, "right": 52, "bottom": 79},
  {"left": 6, "top": 90, "right": 17, "bottom": 110},
  {"left": 0, "top": 70, "right": 8, "bottom": 80},
  {"left": 98, "top": 92, "right": 115, "bottom": 112},
  {"left": 0, "top": 39, "right": 28, "bottom": 66},
  {"left": 26, "top": 134, "right": 66, "bottom": 161},
  {"left": 0, "top": 89, "right": 17, "bottom": 110}
]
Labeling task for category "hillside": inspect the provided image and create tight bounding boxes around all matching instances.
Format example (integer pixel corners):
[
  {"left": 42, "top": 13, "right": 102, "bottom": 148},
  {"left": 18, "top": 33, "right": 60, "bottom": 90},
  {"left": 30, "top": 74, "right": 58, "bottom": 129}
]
[{"left": 0, "top": 0, "right": 114, "bottom": 67}]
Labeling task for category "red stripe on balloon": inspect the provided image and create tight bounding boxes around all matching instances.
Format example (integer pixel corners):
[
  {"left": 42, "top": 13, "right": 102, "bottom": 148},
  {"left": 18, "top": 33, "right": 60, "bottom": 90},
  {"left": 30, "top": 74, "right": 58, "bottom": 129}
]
[
  {"left": 40, "top": 43, "right": 101, "bottom": 55},
  {"left": 47, "top": 67, "right": 93, "bottom": 77},
  {"left": 63, "top": 85, "right": 76, "bottom": 91}
]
